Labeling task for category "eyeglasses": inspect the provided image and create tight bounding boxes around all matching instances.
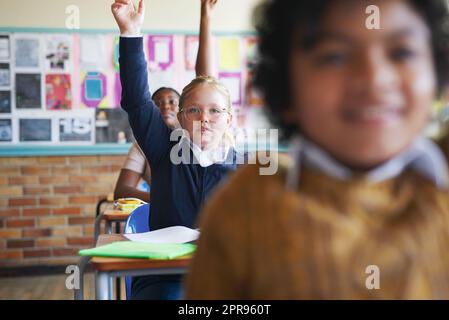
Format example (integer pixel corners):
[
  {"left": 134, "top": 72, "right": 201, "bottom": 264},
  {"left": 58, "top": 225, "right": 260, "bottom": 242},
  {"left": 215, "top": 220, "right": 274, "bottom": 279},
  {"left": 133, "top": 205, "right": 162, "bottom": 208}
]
[{"left": 180, "top": 106, "right": 229, "bottom": 121}]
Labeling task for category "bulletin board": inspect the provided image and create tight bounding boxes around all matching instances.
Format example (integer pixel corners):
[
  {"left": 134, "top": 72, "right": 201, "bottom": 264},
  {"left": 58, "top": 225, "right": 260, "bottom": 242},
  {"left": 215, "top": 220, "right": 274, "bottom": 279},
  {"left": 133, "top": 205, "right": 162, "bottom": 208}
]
[{"left": 0, "top": 31, "right": 262, "bottom": 147}]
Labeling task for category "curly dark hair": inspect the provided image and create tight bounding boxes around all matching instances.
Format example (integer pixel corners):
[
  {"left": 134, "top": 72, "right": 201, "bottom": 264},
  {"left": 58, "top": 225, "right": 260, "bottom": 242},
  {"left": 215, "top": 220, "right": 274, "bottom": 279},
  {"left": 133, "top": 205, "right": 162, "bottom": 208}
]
[
  {"left": 253, "top": 0, "right": 449, "bottom": 140},
  {"left": 151, "top": 87, "right": 180, "bottom": 100}
]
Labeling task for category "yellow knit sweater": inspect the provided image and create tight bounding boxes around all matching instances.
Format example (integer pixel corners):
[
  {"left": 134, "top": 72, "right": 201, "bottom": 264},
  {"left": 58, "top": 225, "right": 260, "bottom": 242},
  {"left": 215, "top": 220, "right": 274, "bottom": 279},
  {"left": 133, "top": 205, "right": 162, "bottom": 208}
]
[{"left": 185, "top": 151, "right": 449, "bottom": 299}]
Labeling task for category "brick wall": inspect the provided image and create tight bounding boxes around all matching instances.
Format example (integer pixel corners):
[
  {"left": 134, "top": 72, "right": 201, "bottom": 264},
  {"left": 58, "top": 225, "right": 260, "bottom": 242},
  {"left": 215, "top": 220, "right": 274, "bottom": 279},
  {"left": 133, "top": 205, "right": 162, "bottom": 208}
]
[{"left": 0, "top": 155, "right": 126, "bottom": 268}]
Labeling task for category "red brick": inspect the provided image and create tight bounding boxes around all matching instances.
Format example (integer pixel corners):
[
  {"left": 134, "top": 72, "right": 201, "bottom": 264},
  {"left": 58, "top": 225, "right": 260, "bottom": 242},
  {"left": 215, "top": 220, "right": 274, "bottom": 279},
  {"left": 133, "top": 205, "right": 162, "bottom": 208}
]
[
  {"left": 69, "top": 196, "right": 98, "bottom": 204},
  {"left": 39, "top": 197, "right": 67, "bottom": 206},
  {"left": 52, "top": 226, "right": 82, "bottom": 237},
  {"left": 67, "top": 237, "right": 93, "bottom": 246},
  {"left": 23, "top": 228, "right": 51, "bottom": 237},
  {"left": 23, "top": 186, "right": 51, "bottom": 195},
  {"left": 54, "top": 186, "right": 81, "bottom": 194},
  {"left": 0, "top": 250, "right": 22, "bottom": 260},
  {"left": 69, "top": 156, "right": 98, "bottom": 164},
  {"left": 38, "top": 157, "right": 67, "bottom": 164},
  {"left": 7, "top": 239, "right": 34, "bottom": 249},
  {"left": 0, "top": 186, "right": 22, "bottom": 196},
  {"left": 83, "top": 183, "right": 113, "bottom": 194},
  {"left": 39, "top": 176, "right": 68, "bottom": 185},
  {"left": 38, "top": 216, "right": 66, "bottom": 227},
  {"left": 8, "top": 197, "right": 36, "bottom": 207},
  {"left": 36, "top": 237, "right": 66, "bottom": 247},
  {"left": 69, "top": 176, "right": 98, "bottom": 183},
  {"left": 52, "top": 248, "right": 79, "bottom": 257},
  {"left": 24, "top": 249, "right": 51, "bottom": 258},
  {"left": 21, "top": 166, "right": 50, "bottom": 175},
  {"left": 81, "top": 165, "right": 112, "bottom": 174},
  {"left": 68, "top": 217, "right": 95, "bottom": 225},
  {"left": 6, "top": 218, "right": 35, "bottom": 228},
  {"left": 98, "top": 155, "right": 126, "bottom": 162},
  {"left": 0, "top": 229, "right": 21, "bottom": 238},
  {"left": 0, "top": 166, "right": 20, "bottom": 175},
  {"left": 0, "top": 208, "right": 20, "bottom": 218},
  {"left": 52, "top": 207, "right": 81, "bottom": 215},
  {"left": 8, "top": 176, "right": 39, "bottom": 185},
  {"left": 52, "top": 166, "right": 80, "bottom": 175},
  {"left": 23, "top": 208, "right": 51, "bottom": 217},
  {"left": 83, "top": 225, "right": 95, "bottom": 236}
]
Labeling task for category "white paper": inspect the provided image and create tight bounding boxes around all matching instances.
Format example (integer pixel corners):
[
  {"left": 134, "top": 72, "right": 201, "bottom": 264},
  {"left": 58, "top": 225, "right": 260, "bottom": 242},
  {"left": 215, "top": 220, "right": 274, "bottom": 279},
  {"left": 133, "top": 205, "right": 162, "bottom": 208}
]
[
  {"left": 124, "top": 226, "right": 200, "bottom": 244},
  {"left": 148, "top": 68, "right": 177, "bottom": 90},
  {"left": 220, "top": 76, "right": 241, "bottom": 105},
  {"left": 155, "top": 41, "right": 170, "bottom": 64},
  {"left": 80, "top": 35, "right": 107, "bottom": 70},
  {"left": 0, "top": 37, "right": 10, "bottom": 60}
]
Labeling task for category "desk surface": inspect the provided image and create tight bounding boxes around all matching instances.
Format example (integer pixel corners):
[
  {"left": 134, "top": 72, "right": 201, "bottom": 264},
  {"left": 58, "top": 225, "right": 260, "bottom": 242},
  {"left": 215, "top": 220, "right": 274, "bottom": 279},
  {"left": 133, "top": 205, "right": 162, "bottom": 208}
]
[
  {"left": 91, "top": 234, "right": 192, "bottom": 271},
  {"left": 102, "top": 209, "right": 131, "bottom": 221}
]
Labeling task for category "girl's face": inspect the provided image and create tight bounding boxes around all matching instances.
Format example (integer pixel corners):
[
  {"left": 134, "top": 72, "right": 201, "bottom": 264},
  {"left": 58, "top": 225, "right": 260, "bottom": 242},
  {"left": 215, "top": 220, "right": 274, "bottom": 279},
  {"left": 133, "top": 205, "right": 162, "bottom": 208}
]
[
  {"left": 178, "top": 84, "right": 232, "bottom": 150},
  {"left": 153, "top": 89, "right": 180, "bottom": 128},
  {"left": 289, "top": 0, "right": 436, "bottom": 169}
]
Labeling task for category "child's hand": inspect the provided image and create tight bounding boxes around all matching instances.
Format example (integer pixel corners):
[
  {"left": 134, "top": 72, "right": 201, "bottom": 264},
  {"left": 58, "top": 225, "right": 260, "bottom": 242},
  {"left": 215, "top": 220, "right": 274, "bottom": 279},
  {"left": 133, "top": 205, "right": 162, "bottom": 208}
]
[
  {"left": 201, "top": 0, "right": 218, "bottom": 17},
  {"left": 111, "top": 0, "right": 145, "bottom": 36}
]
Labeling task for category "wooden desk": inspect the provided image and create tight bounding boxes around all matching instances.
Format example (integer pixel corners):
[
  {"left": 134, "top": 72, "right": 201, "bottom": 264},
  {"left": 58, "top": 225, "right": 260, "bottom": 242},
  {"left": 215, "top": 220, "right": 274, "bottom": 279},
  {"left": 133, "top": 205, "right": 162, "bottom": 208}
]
[
  {"left": 91, "top": 234, "right": 191, "bottom": 300},
  {"left": 94, "top": 209, "right": 130, "bottom": 241}
]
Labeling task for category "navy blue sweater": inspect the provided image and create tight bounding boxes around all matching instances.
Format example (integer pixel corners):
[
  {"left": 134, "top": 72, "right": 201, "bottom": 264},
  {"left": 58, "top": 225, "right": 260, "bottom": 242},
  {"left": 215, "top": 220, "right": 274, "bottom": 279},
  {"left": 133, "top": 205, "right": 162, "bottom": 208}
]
[{"left": 119, "top": 37, "right": 238, "bottom": 230}]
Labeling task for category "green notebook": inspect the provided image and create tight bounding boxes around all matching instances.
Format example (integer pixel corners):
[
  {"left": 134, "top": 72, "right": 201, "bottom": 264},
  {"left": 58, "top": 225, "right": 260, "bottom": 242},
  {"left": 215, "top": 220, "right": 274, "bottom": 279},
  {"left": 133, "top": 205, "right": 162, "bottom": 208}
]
[{"left": 79, "top": 241, "right": 196, "bottom": 260}]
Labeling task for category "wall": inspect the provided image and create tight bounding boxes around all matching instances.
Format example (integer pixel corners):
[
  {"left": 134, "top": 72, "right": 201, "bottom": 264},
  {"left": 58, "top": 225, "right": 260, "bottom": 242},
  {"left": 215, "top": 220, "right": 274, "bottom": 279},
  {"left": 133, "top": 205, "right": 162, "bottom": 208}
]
[
  {"left": 0, "top": 0, "right": 263, "bottom": 269},
  {"left": 0, "top": 0, "right": 262, "bottom": 33},
  {"left": 0, "top": 154, "right": 125, "bottom": 267}
]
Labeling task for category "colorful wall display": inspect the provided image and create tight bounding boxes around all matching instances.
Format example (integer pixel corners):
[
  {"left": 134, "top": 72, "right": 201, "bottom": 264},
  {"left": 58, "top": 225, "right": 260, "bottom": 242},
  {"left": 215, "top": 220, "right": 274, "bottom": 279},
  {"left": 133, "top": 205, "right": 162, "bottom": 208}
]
[{"left": 4, "top": 31, "right": 260, "bottom": 145}]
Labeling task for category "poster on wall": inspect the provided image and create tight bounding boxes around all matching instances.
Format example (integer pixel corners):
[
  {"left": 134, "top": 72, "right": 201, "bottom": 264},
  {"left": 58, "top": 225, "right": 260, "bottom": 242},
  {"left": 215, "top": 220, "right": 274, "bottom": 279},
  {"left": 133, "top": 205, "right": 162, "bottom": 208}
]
[
  {"left": 0, "top": 63, "right": 10, "bottom": 87},
  {"left": 15, "top": 36, "right": 41, "bottom": 69},
  {"left": 45, "top": 74, "right": 72, "bottom": 110},
  {"left": 80, "top": 35, "right": 107, "bottom": 70},
  {"left": 80, "top": 71, "right": 108, "bottom": 108},
  {"left": 184, "top": 36, "right": 199, "bottom": 71},
  {"left": 219, "top": 72, "right": 242, "bottom": 106},
  {"left": 0, "top": 35, "right": 10, "bottom": 60},
  {"left": 59, "top": 117, "right": 93, "bottom": 143},
  {"left": 19, "top": 118, "right": 52, "bottom": 142},
  {"left": 95, "top": 108, "right": 132, "bottom": 143},
  {"left": 81, "top": 72, "right": 108, "bottom": 108},
  {"left": 0, "top": 119, "right": 12, "bottom": 142},
  {"left": 44, "top": 35, "right": 72, "bottom": 72},
  {"left": 218, "top": 37, "right": 241, "bottom": 71},
  {"left": 147, "top": 35, "right": 174, "bottom": 71},
  {"left": 16, "top": 73, "right": 42, "bottom": 109},
  {"left": 0, "top": 91, "right": 11, "bottom": 113}
]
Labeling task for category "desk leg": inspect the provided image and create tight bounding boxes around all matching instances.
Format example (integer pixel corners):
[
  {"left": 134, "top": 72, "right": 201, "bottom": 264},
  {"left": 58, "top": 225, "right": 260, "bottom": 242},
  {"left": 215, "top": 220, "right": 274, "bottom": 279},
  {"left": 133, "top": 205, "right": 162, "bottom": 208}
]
[
  {"left": 115, "top": 221, "right": 121, "bottom": 300},
  {"left": 95, "top": 271, "right": 111, "bottom": 300},
  {"left": 105, "top": 220, "right": 112, "bottom": 234},
  {"left": 94, "top": 213, "right": 104, "bottom": 244},
  {"left": 74, "top": 256, "right": 91, "bottom": 300}
]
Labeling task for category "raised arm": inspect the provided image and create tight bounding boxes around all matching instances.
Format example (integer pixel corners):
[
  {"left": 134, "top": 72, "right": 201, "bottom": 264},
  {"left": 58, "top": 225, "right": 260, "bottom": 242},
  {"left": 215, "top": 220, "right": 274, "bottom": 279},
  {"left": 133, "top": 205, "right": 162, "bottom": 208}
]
[
  {"left": 195, "top": 0, "right": 217, "bottom": 77},
  {"left": 112, "top": 0, "right": 171, "bottom": 168}
]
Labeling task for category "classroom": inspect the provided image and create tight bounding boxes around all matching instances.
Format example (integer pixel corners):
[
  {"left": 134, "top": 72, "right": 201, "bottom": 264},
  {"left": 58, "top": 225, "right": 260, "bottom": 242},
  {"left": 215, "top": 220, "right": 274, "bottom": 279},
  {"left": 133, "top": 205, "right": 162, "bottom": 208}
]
[{"left": 2, "top": 0, "right": 449, "bottom": 306}]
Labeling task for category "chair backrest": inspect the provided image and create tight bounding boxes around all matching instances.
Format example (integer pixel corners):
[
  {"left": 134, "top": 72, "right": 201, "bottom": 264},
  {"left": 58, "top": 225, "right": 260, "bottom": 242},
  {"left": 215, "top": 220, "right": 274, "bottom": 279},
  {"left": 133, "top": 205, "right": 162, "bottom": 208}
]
[
  {"left": 124, "top": 203, "right": 150, "bottom": 234},
  {"left": 124, "top": 203, "right": 150, "bottom": 299}
]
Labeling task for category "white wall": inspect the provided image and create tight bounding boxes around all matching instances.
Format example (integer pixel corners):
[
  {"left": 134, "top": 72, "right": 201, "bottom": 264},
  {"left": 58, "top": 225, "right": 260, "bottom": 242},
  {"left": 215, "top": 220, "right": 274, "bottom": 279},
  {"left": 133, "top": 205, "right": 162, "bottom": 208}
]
[{"left": 0, "top": 0, "right": 262, "bottom": 33}]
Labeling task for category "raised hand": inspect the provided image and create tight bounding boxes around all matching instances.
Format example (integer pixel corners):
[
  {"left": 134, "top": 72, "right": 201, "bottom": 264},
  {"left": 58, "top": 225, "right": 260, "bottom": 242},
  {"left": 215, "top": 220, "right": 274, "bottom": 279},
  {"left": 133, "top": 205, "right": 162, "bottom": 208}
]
[
  {"left": 201, "top": 0, "right": 218, "bottom": 17},
  {"left": 111, "top": 0, "right": 145, "bottom": 36}
]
